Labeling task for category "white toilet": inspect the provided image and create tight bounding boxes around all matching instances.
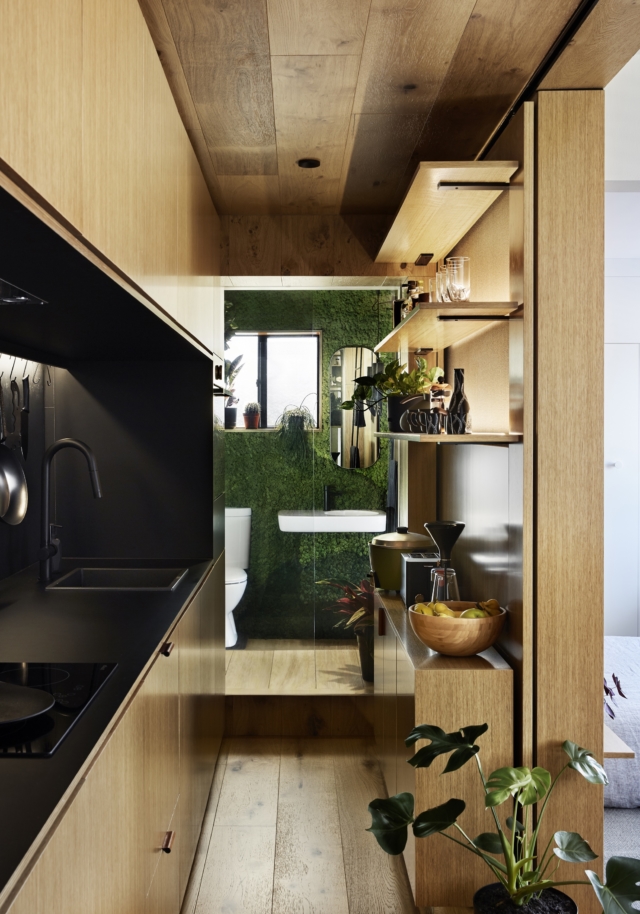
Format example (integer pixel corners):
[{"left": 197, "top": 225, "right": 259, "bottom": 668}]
[{"left": 225, "top": 507, "right": 251, "bottom": 648}]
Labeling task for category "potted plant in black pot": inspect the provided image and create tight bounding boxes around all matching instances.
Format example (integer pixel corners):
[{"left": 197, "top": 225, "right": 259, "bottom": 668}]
[
  {"left": 317, "top": 578, "right": 374, "bottom": 682},
  {"left": 366, "top": 721, "right": 638, "bottom": 913},
  {"left": 243, "top": 401, "right": 261, "bottom": 429},
  {"left": 224, "top": 355, "right": 243, "bottom": 429},
  {"left": 340, "top": 357, "right": 446, "bottom": 432}
]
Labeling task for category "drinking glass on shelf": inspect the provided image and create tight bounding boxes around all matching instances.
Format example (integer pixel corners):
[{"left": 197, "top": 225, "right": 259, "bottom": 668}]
[
  {"left": 435, "top": 271, "right": 449, "bottom": 302},
  {"left": 431, "top": 566, "right": 460, "bottom": 601},
  {"left": 446, "top": 256, "right": 471, "bottom": 301}
]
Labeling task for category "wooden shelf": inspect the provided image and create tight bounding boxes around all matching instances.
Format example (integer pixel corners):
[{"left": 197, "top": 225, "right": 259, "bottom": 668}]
[
  {"left": 604, "top": 723, "right": 635, "bottom": 759},
  {"left": 375, "top": 431, "right": 521, "bottom": 444},
  {"left": 375, "top": 301, "right": 520, "bottom": 354},
  {"left": 376, "top": 161, "right": 519, "bottom": 264}
]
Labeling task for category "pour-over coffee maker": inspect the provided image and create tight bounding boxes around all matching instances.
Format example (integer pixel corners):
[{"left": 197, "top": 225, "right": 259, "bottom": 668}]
[{"left": 423, "top": 520, "right": 465, "bottom": 601}]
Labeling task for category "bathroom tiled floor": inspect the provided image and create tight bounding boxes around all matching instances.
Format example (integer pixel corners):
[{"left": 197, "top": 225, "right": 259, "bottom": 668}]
[
  {"left": 225, "top": 640, "right": 374, "bottom": 696},
  {"left": 180, "top": 738, "right": 418, "bottom": 914}
]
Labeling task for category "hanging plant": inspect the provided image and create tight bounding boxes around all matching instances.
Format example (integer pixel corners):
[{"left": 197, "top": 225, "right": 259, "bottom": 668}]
[{"left": 275, "top": 403, "right": 315, "bottom": 459}]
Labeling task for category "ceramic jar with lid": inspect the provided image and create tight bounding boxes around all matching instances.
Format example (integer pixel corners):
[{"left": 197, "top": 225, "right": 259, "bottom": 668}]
[{"left": 369, "top": 527, "right": 434, "bottom": 591}]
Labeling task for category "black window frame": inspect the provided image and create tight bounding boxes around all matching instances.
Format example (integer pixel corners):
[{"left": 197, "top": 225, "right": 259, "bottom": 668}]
[{"left": 235, "top": 331, "right": 321, "bottom": 429}]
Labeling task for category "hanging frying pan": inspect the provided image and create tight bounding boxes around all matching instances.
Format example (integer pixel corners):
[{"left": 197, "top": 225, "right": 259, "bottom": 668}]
[
  {"left": 0, "top": 382, "right": 27, "bottom": 525},
  {"left": 0, "top": 680, "right": 54, "bottom": 725}
]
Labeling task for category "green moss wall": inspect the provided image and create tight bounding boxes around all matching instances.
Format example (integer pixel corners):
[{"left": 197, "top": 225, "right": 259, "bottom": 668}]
[{"left": 226, "top": 290, "right": 392, "bottom": 640}]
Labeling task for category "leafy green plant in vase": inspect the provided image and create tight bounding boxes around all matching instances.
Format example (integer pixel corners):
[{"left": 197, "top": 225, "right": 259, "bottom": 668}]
[
  {"left": 317, "top": 578, "right": 374, "bottom": 682},
  {"left": 243, "top": 401, "right": 261, "bottom": 430},
  {"left": 340, "top": 357, "right": 446, "bottom": 432},
  {"left": 224, "top": 355, "right": 244, "bottom": 429},
  {"left": 367, "top": 722, "right": 639, "bottom": 913},
  {"left": 275, "top": 402, "right": 315, "bottom": 459}
]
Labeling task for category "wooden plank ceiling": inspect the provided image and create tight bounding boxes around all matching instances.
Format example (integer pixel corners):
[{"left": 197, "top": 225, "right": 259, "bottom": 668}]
[{"left": 141, "top": 0, "right": 640, "bottom": 218}]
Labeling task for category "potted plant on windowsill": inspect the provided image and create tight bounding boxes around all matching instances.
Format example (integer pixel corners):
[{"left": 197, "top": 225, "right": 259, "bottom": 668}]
[
  {"left": 366, "top": 722, "right": 638, "bottom": 913},
  {"left": 243, "top": 402, "right": 261, "bottom": 429},
  {"left": 317, "top": 578, "right": 374, "bottom": 682},
  {"left": 340, "top": 357, "right": 446, "bottom": 432}
]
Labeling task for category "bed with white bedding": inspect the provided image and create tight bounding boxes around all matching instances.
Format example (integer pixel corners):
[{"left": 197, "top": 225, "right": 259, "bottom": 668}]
[{"left": 605, "top": 636, "right": 640, "bottom": 807}]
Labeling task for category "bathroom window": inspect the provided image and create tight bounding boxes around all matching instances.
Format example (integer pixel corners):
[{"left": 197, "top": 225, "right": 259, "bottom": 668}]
[{"left": 226, "top": 333, "right": 320, "bottom": 428}]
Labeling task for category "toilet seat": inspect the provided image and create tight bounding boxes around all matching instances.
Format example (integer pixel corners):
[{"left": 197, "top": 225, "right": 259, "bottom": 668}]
[{"left": 225, "top": 566, "right": 247, "bottom": 585}]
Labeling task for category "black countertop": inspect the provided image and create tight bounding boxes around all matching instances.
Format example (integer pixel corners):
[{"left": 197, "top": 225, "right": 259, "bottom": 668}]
[{"left": 0, "top": 557, "right": 212, "bottom": 897}]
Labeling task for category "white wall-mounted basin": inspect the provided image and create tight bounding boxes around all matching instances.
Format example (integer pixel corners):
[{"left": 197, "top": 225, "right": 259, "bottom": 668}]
[{"left": 278, "top": 510, "right": 386, "bottom": 533}]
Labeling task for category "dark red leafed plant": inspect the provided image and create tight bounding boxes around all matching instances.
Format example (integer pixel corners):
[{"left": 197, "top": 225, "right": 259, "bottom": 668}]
[
  {"left": 317, "top": 578, "right": 375, "bottom": 634},
  {"left": 604, "top": 673, "right": 627, "bottom": 720}
]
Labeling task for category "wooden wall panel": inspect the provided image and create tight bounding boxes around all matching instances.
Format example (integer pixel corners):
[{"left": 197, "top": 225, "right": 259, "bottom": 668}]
[
  {"left": 540, "top": 0, "right": 640, "bottom": 90},
  {"left": 0, "top": 0, "right": 83, "bottom": 230},
  {"left": 535, "top": 90, "right": 604, "bottom": 914}
]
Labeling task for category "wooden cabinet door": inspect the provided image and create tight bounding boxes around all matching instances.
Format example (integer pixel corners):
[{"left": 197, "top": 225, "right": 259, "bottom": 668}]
[
  {"left": 140, "top": 641, "right": 180, "bottom": 893},
  {"left": 395, "top": 642, "right": 416, "bottom": 894},
  {"left": 198, "top": 556, "right": 225, "bottom": 804},
  {"left": 373, "top": 606, "right": 385, "bottom": 753},
  {"left": 145, "top": 801, "right": 180, "bottom": 914},
  {"left": 382, "top": 619, "right": 397, "bottom": 796},
  {"left": 177, "top": 592, "right": 201, "bottom": 901},
  {"left": 0, "top": 0, "right": 83, "bottom": 229},
  {"left": 8, "top": 695, "right": 146, "bottom": 914}
]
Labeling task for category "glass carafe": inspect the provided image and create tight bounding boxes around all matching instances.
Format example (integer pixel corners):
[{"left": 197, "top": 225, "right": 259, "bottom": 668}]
[{"left": 430, "top": 566, "right": 460, "bottom": 602}]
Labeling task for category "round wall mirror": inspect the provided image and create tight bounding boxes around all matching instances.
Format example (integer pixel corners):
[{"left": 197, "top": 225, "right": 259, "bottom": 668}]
[{"left": 329, "top": 346, "right": 380, "bottom": 469}]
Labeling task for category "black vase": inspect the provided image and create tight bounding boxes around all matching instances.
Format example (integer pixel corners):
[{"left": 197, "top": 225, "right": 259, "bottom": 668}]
[
  {"left": 356, "top": 630, "right": 374, "bottom": 682},
  {"left": 473, "top": 883, "right": 577, "bottom": 914},
  {"left": 448, "top": 368, "right": 471, "bottom": 434},
  {"left": 224, "top": 406, "right": 237, "bottom": 429}
]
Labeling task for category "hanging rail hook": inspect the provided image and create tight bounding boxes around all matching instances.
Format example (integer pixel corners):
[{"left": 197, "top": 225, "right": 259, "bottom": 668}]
[
  {"left": 32, "top": 363, "right": 42, "bottom": 384},
  {"left": 46, "top": 365, "right": 52, "bottom": 387},
  {"left": 9, "top": 356, "right": 17, "bottom": 380},
  {"left": 22, "top": 360, "right": 30, "bottom": 380}
]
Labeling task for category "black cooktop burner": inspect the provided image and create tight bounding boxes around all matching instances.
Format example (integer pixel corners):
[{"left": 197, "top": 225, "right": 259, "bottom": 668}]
[{"left": 0, "top": 663, "right": 117, "bottom": 757}]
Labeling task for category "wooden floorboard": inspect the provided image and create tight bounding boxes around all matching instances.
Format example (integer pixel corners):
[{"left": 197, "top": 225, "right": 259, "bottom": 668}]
[
  {"left": 184, "top": 738, "right": 419, "bottom": 914},
  {"left": 269, "top": 649, "right": 317, "bottom": 692},
  {"left": 316, "top": 649, "right": 364, "bottom": 692}
]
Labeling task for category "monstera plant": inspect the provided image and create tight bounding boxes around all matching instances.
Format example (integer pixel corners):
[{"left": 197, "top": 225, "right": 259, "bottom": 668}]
[{"left": 367, "top": 722, "right": 640, "bottom": 912}]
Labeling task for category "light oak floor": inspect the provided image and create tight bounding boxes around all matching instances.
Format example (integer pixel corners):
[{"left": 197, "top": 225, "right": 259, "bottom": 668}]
[
  {"left": 180, "top": 738, "right": 418, "bottom": 914},
  {"left": 226, "top": 640, "right": 373, "bottom": 696}
]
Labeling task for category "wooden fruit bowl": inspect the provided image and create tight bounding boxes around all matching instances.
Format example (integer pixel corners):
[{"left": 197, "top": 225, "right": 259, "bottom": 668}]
[{"left": 408, "top": 601, "right": 506, "bottom": 657}]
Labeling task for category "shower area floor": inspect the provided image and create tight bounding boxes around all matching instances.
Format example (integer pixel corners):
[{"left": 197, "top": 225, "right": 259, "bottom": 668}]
[{"left": 225, "top": 640, "right": 373, "bottom": 696}]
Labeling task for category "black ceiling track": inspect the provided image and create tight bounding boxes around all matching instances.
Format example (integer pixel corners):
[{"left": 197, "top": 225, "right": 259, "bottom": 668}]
[{"left": 480, "top": 0, "right": 602, "bottom": 159}]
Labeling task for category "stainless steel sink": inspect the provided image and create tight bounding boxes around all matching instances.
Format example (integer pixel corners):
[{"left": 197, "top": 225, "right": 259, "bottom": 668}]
[{"left": 46, "top": 567, "right": 188, "bottom": 592}]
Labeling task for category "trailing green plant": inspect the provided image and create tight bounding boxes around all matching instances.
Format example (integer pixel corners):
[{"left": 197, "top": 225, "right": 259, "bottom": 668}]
[
  {"left": 366, "top": 722, "right": 638, "bottom": 909},
  {"left": 340, "top": 357, "right": 444, "bottom": 411},
  {"left": 317, "top": 578, "right": 374, "bottom": 634},
  {"left": 224, "top": 355, "right": 244, "bottom": 407},
  {"left": 275, "top": 402, "right": 316, "bottom": 459},
  {"left": 243, "top": 401, "right": 261, "bottom": 416},
  {"left": 224, "top": 298, "right": 239, "bottom": 350}
]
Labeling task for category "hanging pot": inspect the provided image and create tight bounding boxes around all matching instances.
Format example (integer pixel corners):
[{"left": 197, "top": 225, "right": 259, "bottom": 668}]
[
  {"left": 473, "top": 884, "right": 577, "bottom": 914},
  {"left": 369, "top": 527, "right": 434, "bottom": 591},
  {"left": 356, "top": 630, "right": 374, "bottom": 682}
]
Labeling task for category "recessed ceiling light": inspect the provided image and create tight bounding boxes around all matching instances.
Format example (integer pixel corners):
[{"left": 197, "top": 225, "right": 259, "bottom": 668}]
[{"left": 297, "top": 158, "right": 321, "bottom": 169}]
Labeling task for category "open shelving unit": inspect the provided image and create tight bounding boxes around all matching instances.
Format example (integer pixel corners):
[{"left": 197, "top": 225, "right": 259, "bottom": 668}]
[
  {"left": 375, "top": 431, "right": 521, "bottom": 444},
  {"left": 374, "top": 301, "right": 520, "bottom": 353},
  {"left": 376, "top": 161, "right": 519, "bottom": 264}
]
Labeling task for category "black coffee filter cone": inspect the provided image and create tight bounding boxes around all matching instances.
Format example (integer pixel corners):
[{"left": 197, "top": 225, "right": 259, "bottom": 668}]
[{"left": 424, "top": 521, "right": 465, "bottom": 563}]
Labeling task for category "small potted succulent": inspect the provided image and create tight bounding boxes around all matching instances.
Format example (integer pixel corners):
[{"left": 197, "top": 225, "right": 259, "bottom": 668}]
[
  {"left": 317, "top": 578, "right": 375, "bottom": 681},
  {"left": 340, "top": 357, "right": 446, "bottom": 432},
  {"left": 243, "top": 401, "right": 261, "bottom": 429},
  {"left": 367, "top": 721, "right": 639, "bottom": 913}
]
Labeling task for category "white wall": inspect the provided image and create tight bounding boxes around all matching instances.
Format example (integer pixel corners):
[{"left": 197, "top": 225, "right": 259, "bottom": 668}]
[{"left": 604, "top": 50, "right": 640, "bottom": 635}]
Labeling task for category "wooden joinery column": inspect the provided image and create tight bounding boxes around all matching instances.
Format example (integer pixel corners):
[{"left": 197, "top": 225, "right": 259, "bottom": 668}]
[{"left": 535, "top": 89, "right": 604, "bottom": 914}]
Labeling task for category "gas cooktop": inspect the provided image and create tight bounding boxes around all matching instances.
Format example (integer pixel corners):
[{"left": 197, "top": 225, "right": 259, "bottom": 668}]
[{"left": 0, "top": 662, "right": 117, "bottom": 757}]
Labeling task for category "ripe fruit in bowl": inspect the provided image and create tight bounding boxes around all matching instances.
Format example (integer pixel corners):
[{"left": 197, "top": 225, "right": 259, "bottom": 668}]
[{"left": 460, "top": 608, "right": 488, "bottom": 619}]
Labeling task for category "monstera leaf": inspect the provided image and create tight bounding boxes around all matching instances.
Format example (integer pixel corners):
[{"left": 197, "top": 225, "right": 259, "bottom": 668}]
[
  {"left": 563, "top": 740, "right": 609, "bottom": 785},
  {"left": 405, "top": 723, "right": 488, "bottom": 773},
  {"left": 484, "top": 766, "right": 550, "bottom": 808},
  {"left": 586, "top": 856, "right": 640, "bottom": 914},
  {"left": 367, "top": 793, "right": 414, "bottom": 855},
  {"left": 413, "top": 798, "right": 465, "bottom": 838},
  {"left": 473, "top": 832, "right": 505, "bottom": 855},
  {"left": 553, "top": 831, "right": 598, "bottom": 863}
]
